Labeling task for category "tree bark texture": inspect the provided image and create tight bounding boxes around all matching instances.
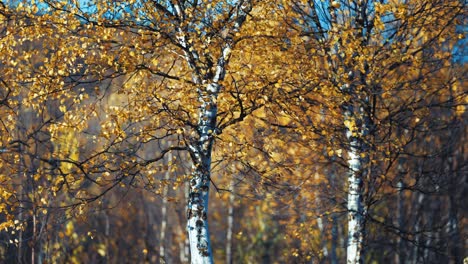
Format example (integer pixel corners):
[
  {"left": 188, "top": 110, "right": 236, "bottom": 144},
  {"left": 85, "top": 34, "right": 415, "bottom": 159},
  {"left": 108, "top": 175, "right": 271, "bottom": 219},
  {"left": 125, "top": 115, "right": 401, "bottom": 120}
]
[
  {"left": 344, "top": 104, "right": 368, "bottom": 264},
  {"left": 186, "top": 94, "right": 217, "bottom": 263},
  {"left": 174, "top": 2, "right": 251, "bottom": 262}
]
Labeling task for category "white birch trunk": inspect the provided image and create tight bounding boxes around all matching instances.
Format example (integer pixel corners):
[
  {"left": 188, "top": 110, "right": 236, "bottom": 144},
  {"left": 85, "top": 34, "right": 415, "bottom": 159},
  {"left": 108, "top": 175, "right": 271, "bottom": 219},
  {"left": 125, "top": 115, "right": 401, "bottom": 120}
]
[
  {"left": 172, "top": 2, "right": 251, "bottom": 262},
  {"left": 345, "top": 2, "right": 372, "bottom": 262},
  {"left": 344, "top": 106, "right": 367, "bottom": 264},
  {"left": 186, "top": 93, "right": 217, "bottom": 263},
  {"left": 187, "top": 138, "right": 215, "bottom": 264},
  {"left": 346, "top": 141, "right": 364, "bottom": 264}
]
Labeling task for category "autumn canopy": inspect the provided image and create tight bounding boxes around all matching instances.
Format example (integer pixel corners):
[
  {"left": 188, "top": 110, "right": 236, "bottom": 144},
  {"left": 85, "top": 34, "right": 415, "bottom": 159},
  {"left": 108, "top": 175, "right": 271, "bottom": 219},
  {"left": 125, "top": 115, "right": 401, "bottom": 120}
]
[{"left": 0, "top": 0, "right": 466, "bottom": 263}]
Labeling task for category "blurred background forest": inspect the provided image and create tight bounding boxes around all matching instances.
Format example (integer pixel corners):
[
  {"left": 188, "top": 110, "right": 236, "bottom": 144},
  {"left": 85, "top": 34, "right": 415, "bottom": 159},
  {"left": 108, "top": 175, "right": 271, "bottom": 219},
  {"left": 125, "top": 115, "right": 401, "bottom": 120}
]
[{"left": 0, "top": 0, "right": 466, "bottom": 263}]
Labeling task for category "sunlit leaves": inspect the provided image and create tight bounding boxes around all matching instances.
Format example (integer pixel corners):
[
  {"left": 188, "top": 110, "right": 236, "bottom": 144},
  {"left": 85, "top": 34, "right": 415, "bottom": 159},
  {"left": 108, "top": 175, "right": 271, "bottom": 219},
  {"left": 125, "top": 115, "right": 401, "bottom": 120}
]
[{"left": 0, "top": 0, "right": 464, "bottom": 262}]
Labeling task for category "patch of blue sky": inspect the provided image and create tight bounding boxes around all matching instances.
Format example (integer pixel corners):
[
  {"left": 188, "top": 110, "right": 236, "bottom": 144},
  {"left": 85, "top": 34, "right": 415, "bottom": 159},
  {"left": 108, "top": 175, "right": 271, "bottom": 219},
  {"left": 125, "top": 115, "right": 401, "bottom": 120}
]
[{"left": 453, "top": 25, "right": 467, "bottom": 64}]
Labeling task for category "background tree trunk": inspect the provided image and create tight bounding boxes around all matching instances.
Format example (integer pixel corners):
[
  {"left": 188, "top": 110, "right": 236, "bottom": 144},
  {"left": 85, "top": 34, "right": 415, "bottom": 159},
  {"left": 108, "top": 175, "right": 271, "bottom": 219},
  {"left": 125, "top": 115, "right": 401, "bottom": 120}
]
[
  {"left": 225, "top": 180, "right": 235, "bottom": 264},
  {"left": 160, "top": 152, "right": 171, "bottom": 263}
]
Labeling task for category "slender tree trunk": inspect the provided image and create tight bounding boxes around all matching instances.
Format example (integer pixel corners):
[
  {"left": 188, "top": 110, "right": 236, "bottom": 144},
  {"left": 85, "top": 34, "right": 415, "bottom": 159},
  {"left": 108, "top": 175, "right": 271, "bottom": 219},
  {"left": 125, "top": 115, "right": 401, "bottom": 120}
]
[
  {"left": 346, "top": 140, "right": 365, "bottom": 264},
  {"left": 344, "top": 105, "right": 367, "bottom": 264},
  {"left": 395, "top": 156, "right": 406, "bottom": 264},
  {"left": 328, "top": 164, "right": 338, "bottom": 264},
  {"left": 330, "top": 213, "right": 338, "bottom": 264},
  {"left": 186, "top": 85, "right": 218, "bottom": 263},
  {"left": 424, "top": 196, "right": 439, "bottom": 262},
  {"left": 32, "top": 212, "right": 36, "bottom": 264},
  {"left": 317, "top": 216, "right": 328, "bottom": 261},
  {"left": 17, "top": 142, "right": 24, "bottom": 264},
  {"left": 17, "top": 198, "right": 23, "bottom": 264},
  {"left": 172, "top": 3, "right": 251, "bottom": 262},
  {"left": 187, "top": 141, "right": 214, "bottom": 263},
  {"left": 160, "top": 152, "right": 171, "bottom": 263},
  {"left": 447, "top": 186, "right": 462, "bottom": 264},
  {"left": 344, "top": 2, "right": 374, "bottom": 262},
  {"left": 179, "top": 181, "right": 190, "bottom": 263},
  {"left": 412, "top": 192, "right": 425, "bottom": 264},
  {"left": 446, "top": 77, "right": 463, "bottom": 264},
  {"left": 171, "top": 7, "right": 217, "bottom": 260},
  {"left": 225, "top": 180, "right": 235, "bottom": 264},
  {"left": 447, "top": 164, "right": 462, "bottom": 264},
  {"left": 396, "top": 180, "right": 405, "bottom": 264},
  {"left": 104, "top": 210, "right": 110, "bottom": 264},
  {"left": 313, "top": 166, "right": 328, "bottom": 262}
]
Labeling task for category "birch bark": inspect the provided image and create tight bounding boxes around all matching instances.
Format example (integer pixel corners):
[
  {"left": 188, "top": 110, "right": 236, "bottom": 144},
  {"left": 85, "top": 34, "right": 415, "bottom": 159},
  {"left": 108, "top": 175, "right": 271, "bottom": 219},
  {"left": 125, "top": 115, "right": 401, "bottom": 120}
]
[
  {"left": 172, "top": 2, "right": 252, "bottom": 262},
  {"left": 345, "top": 2, "right": 374, "bottom": 262},
  {"left": 344, "top": 105, "right": 367, "bottom": 264}
]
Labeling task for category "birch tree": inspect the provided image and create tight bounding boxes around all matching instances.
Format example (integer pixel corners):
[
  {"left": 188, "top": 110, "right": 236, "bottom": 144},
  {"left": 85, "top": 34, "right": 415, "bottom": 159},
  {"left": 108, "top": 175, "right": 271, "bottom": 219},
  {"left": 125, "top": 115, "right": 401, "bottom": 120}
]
[
  {"left": 286, "top": 0, "right": 466, "bottom": 263},
  {"left": 1, "top": 0, "right": 289, "bottom": 262}
]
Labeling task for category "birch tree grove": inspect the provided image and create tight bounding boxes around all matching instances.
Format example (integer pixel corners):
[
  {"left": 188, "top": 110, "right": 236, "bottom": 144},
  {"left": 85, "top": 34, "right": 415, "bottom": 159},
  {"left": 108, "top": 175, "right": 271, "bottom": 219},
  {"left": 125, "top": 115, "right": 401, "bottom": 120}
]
[{"left": 0, "top": 0, "right": 466, "bottom": 263}]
